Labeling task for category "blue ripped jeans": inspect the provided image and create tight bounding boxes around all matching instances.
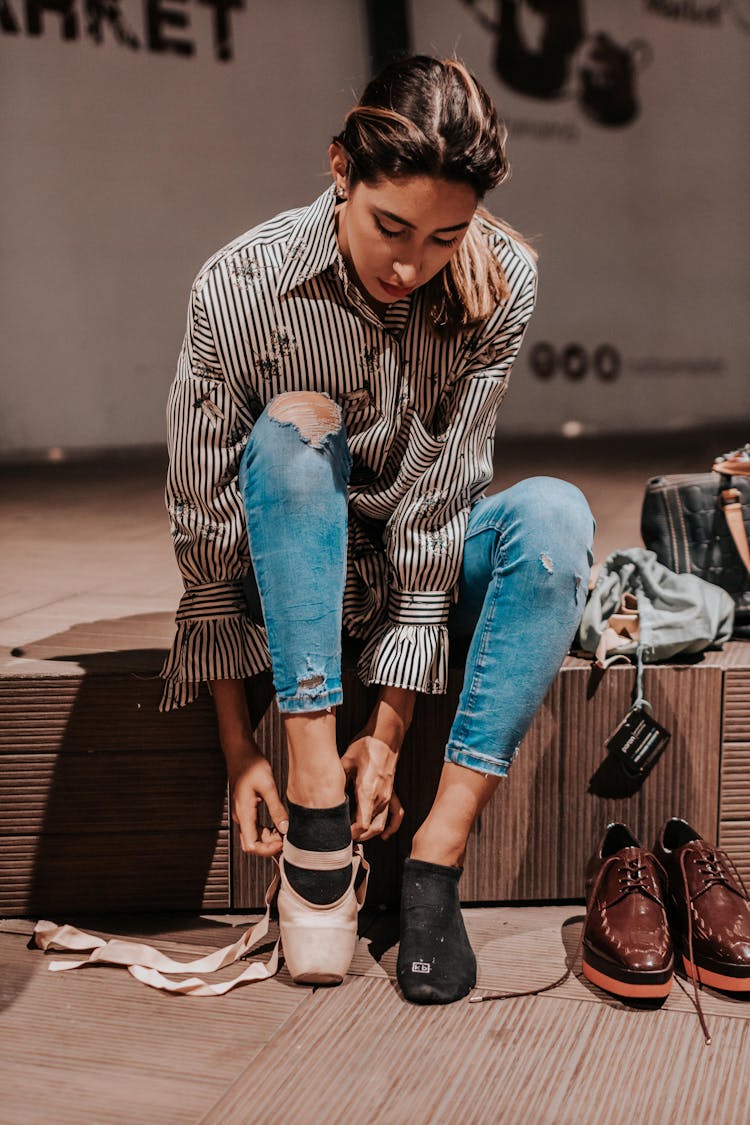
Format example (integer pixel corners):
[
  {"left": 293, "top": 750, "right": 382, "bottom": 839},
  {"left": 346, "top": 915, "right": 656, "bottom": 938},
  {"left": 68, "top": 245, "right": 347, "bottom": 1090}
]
[{"left": 238, "top": 398, "right": 594, "bottom": 778}]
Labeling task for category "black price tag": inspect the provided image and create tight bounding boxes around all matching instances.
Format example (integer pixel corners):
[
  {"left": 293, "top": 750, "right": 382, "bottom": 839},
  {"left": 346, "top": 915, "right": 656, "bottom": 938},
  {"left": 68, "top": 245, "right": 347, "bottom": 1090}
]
[{"left": 605, "top": 705, "right": 671, "bottom": 779}]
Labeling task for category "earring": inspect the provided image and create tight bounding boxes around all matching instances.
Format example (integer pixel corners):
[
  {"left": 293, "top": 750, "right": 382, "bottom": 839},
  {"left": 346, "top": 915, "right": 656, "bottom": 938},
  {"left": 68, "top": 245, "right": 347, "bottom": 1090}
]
[{"left": 335, "top": 182, "right": 348, "bottom": 202}]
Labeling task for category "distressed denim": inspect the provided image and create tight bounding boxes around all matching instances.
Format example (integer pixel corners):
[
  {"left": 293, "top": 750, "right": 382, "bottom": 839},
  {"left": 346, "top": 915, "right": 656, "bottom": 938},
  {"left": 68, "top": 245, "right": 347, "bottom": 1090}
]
[
  {"left": 445, "top": 479, "right": 595, "bottom": 776},
  {"left": 238, "top": 399, "right": 351, "bottom": 714},
  {"left": 239, "top": 400, "right": 594, "bottom": 774}
]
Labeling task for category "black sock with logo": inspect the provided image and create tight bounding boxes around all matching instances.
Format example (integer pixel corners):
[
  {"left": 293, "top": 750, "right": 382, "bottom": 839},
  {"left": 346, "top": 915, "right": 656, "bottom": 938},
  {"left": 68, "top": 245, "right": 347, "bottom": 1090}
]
[
  {"left": 397, "top": 857, "right": 476, "bottom": 1004},
  {"left": 283, "top": 799, "right": 353, "bottom": 906}
]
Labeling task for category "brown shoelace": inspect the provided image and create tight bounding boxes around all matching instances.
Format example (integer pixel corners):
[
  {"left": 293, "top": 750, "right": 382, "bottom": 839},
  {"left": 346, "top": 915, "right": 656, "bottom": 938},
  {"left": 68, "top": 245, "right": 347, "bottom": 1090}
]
[
  {"left": 678, "top": 844, "right": 750, "bottom": 1046},
  {"left": 469, "top": 853, "right": 655, "bottom": 1006}
]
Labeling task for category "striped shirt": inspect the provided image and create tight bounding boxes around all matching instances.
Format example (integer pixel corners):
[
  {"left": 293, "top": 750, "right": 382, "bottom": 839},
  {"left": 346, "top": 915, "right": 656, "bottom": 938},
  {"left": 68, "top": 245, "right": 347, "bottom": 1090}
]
[{"left": 160, "top": 184, "right": 537, "bottom": 710}]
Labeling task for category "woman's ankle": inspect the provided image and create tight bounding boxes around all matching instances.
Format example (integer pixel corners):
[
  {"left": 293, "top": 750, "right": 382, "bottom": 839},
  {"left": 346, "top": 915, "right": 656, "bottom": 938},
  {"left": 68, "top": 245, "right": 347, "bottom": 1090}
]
[
  {"left": 286, "top": 763, "right": 347, "bottom": 808},
  {"left": 410, "top": 823, "right": 467, "bottom": 868}
]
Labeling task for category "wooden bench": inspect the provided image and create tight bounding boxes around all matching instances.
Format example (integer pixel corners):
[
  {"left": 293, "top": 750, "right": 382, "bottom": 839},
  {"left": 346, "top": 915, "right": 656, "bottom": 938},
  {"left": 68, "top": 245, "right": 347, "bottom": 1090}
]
[{"left": 2, "top": 642, "right": 749, "bottom": 915}]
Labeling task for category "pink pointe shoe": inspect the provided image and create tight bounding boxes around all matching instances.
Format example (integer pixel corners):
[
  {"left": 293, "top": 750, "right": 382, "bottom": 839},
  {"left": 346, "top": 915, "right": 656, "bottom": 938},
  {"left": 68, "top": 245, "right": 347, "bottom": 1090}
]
[{"left": 277, "top": 839, "right": 369, "bottom": 985}]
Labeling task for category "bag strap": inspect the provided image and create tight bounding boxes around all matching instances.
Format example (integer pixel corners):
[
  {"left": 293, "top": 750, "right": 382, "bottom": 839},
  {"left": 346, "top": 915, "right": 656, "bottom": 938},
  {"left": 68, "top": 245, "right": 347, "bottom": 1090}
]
[{"left": 720, "top": 488, "right": 750, "bottom": 577}]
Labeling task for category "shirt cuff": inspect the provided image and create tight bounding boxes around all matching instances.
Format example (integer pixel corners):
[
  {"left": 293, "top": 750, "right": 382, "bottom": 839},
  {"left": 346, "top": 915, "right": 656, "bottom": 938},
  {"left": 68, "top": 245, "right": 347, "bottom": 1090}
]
[
  {"left": 387, "top": 589, "right": 452, "bottom": 625},
  {"left": 174, "top": 580, "right": 250, "bottom": 620},
  {"left": 356, "top": 620, "right": 449, "bottom": 695},
  {"left": 160, "top": 581, "right": 271, "bottom": 710}
]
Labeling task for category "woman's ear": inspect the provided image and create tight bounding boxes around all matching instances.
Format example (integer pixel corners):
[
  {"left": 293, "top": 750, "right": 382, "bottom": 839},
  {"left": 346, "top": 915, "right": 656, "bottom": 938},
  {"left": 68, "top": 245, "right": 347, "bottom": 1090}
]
[{"left": 328, "top": 142, "right": 349, "bottom": 196}]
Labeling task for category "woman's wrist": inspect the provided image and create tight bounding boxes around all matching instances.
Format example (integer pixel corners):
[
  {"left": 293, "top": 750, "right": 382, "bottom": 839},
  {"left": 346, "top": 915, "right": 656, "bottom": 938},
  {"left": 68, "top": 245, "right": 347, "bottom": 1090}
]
[
  {"left": 365, "top": 685, "right": 417, "bottom": 749},
  {"left": 209, "top": 679, "right": 257, "bottom": 767}
]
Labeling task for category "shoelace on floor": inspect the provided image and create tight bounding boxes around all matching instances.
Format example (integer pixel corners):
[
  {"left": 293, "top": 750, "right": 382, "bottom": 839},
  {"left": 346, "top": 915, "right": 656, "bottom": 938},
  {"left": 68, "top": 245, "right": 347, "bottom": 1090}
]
[
  {"left": 678, "top": 845, "right": 750, "bottom": 1045},
  {"left": 469, "top": 853, "right": 636, "bottom": 1006}
]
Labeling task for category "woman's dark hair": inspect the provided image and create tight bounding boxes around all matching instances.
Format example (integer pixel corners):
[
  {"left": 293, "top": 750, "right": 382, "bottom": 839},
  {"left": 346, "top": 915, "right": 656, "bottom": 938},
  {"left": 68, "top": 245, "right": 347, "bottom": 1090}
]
[{"left": 333, "top": 55, "right": 536, "bottom": 335}]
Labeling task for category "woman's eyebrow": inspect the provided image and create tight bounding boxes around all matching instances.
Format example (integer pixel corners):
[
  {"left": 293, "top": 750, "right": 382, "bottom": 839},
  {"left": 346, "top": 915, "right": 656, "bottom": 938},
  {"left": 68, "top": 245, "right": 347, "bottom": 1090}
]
[{"left": 375, "top": 207, "right": 471, "bottom": 233}]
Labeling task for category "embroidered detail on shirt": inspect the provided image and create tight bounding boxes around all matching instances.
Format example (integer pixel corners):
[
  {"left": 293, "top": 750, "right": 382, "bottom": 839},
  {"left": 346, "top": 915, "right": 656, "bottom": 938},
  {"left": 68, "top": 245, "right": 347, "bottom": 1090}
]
[
  {"left": 359, "top": 346, "right": 381, "bottom": 380},
  {"left": 169, "top": 496, "right": 198, "bottom": 524},
  {"left": 200, "top": 522, "right": 226, "bottom": 542},
  {"left": 193, "top": 391, "right": 225, "bottom": 426},
  {"left": 270, "top": 327, "right": 297, "bottom": 357},
  {"left": 192, "top": 360, "right": 223, "bottom": 381},
  {"left": 225, "top": 422, "right": 249, "bottom": 450},
  {"left": 423, "top": 528, "right": 451, "bottom": 557},
  {"left": 286, "top": 239, "right": 308, "bottom": 263},
  {"left": 228, "top": 256, "right": 267, "bottom": 290},
  {"left": 412, "top": 489, "right": 448, "bottom": 517},
  {"left": 254, "top": 327, "right": 298, "bottom": 382}
]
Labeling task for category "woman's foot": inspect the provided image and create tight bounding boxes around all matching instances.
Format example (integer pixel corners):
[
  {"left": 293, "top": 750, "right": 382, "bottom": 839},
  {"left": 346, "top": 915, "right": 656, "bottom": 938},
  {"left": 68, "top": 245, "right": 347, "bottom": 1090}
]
[
  {"left": 277, "top": 798, "right": 366, "bottom": 985},
  {"left": 397, "top": 857, "right": 476, "bottom": 1004},
  {"left": 283, "top": 799, "right": 353, "bottom": 903}
]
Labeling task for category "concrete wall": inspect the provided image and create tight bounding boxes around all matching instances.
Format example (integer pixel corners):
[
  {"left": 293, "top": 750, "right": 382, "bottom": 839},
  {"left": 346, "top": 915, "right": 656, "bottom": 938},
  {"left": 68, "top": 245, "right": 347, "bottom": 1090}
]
[
  {"left": 412, "top": 0, "right": 750, "bottom": 435},
  {"left": 1, "top": 0, "right": 748, "bottom": 452},
  {"left": 0, "top": 0, "right": 368, "bottom": 453}
]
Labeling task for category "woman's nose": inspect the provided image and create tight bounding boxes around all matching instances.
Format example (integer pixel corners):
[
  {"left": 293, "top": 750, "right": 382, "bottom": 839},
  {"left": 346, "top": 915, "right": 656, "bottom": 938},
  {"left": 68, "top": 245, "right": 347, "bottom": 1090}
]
[{"left": 392, "top": 260, "right": 419, "bottom": 287}]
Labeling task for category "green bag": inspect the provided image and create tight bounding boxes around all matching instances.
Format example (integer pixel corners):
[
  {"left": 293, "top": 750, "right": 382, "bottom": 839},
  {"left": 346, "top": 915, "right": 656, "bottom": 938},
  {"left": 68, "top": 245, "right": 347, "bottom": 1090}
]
[{"left": 579, "top": 547, "right": 735, "bottom": 670}]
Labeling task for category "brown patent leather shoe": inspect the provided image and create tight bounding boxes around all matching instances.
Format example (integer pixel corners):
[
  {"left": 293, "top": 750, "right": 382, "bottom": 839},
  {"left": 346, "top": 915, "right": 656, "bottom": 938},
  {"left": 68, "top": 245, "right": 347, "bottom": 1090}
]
[
  {"left": 582, "top": 823, "right": 673, "bottom": 999},
  {"left": 654, "top": 818, "right": 750, "bottom": 992}
]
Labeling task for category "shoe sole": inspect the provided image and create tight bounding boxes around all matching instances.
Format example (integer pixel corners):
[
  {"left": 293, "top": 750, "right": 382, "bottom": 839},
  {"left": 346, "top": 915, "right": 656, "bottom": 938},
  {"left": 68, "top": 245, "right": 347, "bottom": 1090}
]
[
  {"left": 291, "top": 971, "right": 344, "bottom": 986},
  {"left": 582, "top": 947, "right": 673, "bottom": 999},
  {"left": 683, "top": 953, "right": 750, "bottom": 992}
]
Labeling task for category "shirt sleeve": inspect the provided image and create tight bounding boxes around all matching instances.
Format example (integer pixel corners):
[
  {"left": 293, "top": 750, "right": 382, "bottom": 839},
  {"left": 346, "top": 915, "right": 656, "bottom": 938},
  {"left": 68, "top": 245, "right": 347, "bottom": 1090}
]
[
  {"left": 159, "top": 279, "right": 271, "bottom": 711},
  {"left": 358, "top": 262, "right": 537, "bottom": 695}
]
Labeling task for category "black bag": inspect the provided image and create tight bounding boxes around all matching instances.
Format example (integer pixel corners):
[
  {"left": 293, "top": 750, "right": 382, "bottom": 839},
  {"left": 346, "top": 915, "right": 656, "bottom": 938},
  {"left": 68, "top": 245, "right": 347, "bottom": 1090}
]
[{"left": 641, "top": 446, "right": 750, "bottom": 638}]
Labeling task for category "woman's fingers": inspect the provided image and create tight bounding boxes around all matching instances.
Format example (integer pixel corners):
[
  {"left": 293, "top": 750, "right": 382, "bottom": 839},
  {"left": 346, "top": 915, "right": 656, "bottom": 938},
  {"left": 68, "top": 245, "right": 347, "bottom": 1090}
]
[
  {"left": 257, "top": 772, "right": 289, "bottom": 836},
  {"left": 231, "top": 761, "right": 288, "bottom": 855},
  {"left": 250, "top": 825, "right": 284, "bottom": 857},
  {"left": 353, "top": 788, "right": 404, "bottom": 841},
  {"left": 381, "top": 791, "right": 405, "bottom": 840},
  {"left": 238, "top": 792, "right": 260, "bottom": 853}
]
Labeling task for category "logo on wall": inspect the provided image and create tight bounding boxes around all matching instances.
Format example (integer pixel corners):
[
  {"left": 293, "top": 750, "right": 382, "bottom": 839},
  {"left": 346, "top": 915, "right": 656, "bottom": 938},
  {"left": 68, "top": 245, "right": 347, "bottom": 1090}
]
[
  {"left": 530, "top": 343, "right": 727, "bottom": 381},
  {"left": 0, "top": 0, "right": 245, "bottom": 60},
  {"left": 644, "top": 0, "right": 750, "bottom": 31},
  {"left": 530, "top": 342, "right": 622, "bottom": 381},
  {"left": 460, "top": 0, "right": 652, "bottom": 128}
]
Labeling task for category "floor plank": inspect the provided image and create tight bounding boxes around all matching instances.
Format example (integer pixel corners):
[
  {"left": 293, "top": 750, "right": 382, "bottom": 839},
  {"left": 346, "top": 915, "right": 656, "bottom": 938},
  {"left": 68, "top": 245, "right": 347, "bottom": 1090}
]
[
  {"left": 350, "top": 906, "right": 750, "bottom": 1024},
  {"left": 200, "top": 974, "right": 750, "bottom": 1125},
  {"left": 0, "top": 927, "right": 310, "bottom": 1125}
]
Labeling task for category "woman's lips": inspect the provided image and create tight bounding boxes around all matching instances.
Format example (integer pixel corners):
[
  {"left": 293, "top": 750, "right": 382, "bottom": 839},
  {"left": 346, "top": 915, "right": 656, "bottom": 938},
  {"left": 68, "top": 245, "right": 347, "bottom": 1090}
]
[{"left": 378, "top": 279, "right": 414, "bottom": 299}]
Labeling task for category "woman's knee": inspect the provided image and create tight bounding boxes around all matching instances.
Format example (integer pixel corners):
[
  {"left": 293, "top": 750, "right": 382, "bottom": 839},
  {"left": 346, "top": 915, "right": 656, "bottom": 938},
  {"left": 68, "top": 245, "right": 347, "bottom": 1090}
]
[
  {"left": 242, "top": 391, "right": 350, "bottom": 493},
  {"left": 264, "top": 391, "right": 343, "bottom": 449},
  {"left": 496, "top": 476, "right": 595, "bottom": 579}
]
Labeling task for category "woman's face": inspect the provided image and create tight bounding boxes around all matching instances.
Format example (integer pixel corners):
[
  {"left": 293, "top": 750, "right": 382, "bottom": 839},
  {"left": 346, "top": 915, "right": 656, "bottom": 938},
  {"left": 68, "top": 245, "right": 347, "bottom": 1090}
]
[{"left": 330, "top": 152, "right": 478, "bottom": 313}]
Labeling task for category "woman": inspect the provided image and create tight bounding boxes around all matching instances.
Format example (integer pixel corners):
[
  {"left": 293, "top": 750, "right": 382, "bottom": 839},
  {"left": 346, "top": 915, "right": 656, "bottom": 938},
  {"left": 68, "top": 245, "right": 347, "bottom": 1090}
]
[{"left": 160, "top": 55, "right": 594, "bottom": 1004}]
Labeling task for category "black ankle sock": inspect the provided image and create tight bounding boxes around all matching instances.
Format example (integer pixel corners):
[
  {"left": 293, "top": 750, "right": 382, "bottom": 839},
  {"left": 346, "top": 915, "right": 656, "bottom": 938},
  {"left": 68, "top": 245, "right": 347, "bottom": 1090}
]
[
  {"left": 284, "top": 799, "right": 353, "bottom": 905},
  {"left": 397, "top": 857, "right": 476, "bottom": 1004}
]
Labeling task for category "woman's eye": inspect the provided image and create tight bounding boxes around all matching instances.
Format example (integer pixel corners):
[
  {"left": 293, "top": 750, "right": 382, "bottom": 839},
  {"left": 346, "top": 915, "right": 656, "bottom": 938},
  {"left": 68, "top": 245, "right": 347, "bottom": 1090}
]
[
  {"left": 433, "top": 235, "right": 459, "bottom": 248},
  {"left": 374, "top": 217, "right": 402, "bottom": 240}
]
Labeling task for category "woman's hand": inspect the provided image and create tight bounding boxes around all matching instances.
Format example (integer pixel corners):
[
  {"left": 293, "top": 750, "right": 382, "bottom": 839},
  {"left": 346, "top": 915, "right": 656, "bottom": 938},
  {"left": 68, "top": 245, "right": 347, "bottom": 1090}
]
[
  {"left": 341, "top": 685, "right": 416, "bottom": 842},
  {"left": 341, "top": 733, "right": 404, "bottom": 842},
  {"left": 210, "top": 679, "right": 288, "bottom": 856},
  {"left": 227, "top": 747, "right": 289, "bottom": 856}
]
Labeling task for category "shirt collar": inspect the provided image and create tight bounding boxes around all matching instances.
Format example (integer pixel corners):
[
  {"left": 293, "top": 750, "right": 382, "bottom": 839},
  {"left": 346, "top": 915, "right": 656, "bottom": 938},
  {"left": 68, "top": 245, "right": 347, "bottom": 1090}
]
[{"left": 276, "top": 185, "right": 343, "bottom": 298}]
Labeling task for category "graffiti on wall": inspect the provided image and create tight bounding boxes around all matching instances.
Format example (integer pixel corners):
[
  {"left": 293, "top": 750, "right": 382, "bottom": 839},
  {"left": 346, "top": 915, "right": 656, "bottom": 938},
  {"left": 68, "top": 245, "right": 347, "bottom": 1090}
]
[
  {"left": 459, "top": 0, "right": 749, "bottom": 127},
  {"left": 459, "top": 0, "right": 652, "bottom": 127},
  {"left": 0, "top": 0, "right": 244, "bottom": 59}
]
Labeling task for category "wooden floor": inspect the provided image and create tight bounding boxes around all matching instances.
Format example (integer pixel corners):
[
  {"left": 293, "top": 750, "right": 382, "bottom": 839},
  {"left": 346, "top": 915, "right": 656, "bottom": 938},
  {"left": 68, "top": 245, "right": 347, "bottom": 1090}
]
[
  {"left": 3, "top": 425, "right": 750, "bottom": 1123},
  {"left": 3, "top": 905, "right": 750, "bottom": 1124}
]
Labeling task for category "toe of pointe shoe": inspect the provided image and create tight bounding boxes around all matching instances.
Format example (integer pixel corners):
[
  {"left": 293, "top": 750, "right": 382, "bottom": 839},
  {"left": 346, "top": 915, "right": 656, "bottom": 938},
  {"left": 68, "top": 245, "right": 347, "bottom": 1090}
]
[{"left": 277, "top": 847, "right": 368, "bottom": 985}]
